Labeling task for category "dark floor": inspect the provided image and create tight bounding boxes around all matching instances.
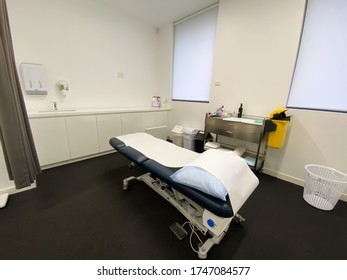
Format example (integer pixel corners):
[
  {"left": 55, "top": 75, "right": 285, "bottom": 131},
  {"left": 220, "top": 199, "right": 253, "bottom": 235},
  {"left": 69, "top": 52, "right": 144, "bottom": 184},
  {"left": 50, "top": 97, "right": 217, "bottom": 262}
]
[{"left": 0, "top": 153, "right": 346, "bottom": 260}]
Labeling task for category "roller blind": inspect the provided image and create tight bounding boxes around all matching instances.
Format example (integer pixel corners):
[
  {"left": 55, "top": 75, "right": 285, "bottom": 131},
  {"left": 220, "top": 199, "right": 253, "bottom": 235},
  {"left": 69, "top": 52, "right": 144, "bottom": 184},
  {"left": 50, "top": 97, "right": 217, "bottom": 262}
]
[
  {"left": 172, "top": 5, "right": 218, "bottom": 102},
  {"left": 287, "top": 0, "right": 347, "bottom": 112}
]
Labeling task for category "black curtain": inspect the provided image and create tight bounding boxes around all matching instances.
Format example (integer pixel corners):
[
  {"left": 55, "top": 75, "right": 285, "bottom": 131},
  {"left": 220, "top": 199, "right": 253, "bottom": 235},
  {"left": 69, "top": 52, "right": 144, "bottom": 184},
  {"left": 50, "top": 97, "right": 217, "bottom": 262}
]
[{"left": 0, "top": 0, "right": 41, "bottom": 189}]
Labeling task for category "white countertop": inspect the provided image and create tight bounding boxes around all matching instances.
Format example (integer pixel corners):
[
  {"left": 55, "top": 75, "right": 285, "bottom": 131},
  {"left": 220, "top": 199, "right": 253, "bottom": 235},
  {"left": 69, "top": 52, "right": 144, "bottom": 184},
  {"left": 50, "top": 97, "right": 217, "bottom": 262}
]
[{"left": 28, "top": 107, "right": 170, "bottom": 118}]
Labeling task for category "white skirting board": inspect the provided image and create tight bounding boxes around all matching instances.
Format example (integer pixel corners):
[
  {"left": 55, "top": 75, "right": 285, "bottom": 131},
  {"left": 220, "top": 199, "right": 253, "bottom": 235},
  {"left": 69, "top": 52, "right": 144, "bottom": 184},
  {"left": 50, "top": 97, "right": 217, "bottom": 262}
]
[
  {"left": 0, "top": 193, "right": 9, "bottom": 208},
  {"left": 0, "top": 184, "right": 36, "bottom": 195},
  {"left": 263, "top": 168, "right": 347, "bottom": 202},
  {"left": 0, "top": 183, "right": 36, "bottom": 208}
]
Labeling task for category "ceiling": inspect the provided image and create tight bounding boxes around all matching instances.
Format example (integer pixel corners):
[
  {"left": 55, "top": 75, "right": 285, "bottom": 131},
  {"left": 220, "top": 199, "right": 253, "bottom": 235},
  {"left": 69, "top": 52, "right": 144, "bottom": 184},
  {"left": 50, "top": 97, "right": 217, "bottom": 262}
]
[{"left": 97, "top": 0, "right": 218, "bottom": 27}]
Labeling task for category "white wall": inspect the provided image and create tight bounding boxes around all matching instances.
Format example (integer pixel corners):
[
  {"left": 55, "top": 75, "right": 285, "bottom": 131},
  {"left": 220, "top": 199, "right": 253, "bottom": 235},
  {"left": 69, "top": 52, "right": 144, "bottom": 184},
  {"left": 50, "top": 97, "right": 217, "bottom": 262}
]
[
  {"left": 166, "top": 0, "right": 306, "bottom": 129},
  {"left": 2, "top": 0, "right": 347, "bottom": 199},
  {"left": 266, "top": 109, "right": 347, "bottom": 182},
  {"left": 163, "top": 0, "right": 303, "bottom": 125},
  {"left": 1, "top": 0, "right": 166, "bottom": 193},
  {"left": 166, "top": 0, "right": 305, "bottom": 127},
  {"left": 6, "top": 0, "right": 167, "bottom": 112},
  {"left": 161, "top": 0, "right": 347, "bottom": 199}
]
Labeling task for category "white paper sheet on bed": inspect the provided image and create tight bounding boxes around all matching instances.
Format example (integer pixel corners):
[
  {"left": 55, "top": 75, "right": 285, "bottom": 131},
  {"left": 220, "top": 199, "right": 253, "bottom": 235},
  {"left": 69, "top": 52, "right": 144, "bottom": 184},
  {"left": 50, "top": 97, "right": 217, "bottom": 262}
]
[
  {"left": 183, "top": 149, "right": 259, "bottom": 214},
  {"left": 117, "top": 132, "right": 199, "bottom": 167},
  {"left": 117, "top": 133, "right": 259, "bottom": 214}
]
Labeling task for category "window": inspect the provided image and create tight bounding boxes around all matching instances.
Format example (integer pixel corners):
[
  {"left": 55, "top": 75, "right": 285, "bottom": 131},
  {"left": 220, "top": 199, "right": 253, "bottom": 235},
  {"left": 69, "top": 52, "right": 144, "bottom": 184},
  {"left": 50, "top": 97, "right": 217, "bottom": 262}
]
[
  {"left": 172, "top": 4, "right": 218, "bottom": 102},
  {"left": 287, "top": 0, "right": 347, "bottom": 113}
]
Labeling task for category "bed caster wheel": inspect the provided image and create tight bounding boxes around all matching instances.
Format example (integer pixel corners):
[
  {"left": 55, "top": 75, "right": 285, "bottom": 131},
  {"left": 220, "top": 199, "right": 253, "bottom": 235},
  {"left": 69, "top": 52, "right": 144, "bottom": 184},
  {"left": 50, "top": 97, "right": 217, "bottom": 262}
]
[
  {"left": 198, "top": 246, "right": 207, "bottom": 259},
  {"left": 233, "top": 214, "right": 246, "bottom": 224}
]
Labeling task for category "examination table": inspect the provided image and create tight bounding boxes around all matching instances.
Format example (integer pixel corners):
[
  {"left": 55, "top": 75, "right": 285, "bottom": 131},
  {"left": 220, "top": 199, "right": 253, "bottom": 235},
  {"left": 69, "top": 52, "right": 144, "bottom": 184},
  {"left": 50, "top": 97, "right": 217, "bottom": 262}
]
[{"left": 109, "top": 132, "right": 259, "bottom": 258}]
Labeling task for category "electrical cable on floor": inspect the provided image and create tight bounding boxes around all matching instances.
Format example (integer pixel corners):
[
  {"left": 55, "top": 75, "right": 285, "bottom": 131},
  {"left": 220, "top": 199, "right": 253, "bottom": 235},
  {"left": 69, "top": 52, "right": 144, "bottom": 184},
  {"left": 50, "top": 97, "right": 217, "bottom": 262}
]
[{"left": 182, "top": 221, "right": 203, "bottom": 253}]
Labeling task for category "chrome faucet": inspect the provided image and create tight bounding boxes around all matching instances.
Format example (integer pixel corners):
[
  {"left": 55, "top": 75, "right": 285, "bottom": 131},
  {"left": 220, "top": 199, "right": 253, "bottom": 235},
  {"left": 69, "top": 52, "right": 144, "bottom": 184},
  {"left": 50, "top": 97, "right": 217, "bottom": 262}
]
[{"left": 52, "top": 101, "right": 58, "bottom": 111}]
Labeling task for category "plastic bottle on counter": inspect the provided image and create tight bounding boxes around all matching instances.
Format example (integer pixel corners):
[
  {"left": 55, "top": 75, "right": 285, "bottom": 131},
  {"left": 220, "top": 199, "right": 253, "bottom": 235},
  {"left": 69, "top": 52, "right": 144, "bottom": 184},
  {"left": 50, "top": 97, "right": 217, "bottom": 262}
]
[{"left": 216, "top": 105, "right": 224, "bottom": 117}]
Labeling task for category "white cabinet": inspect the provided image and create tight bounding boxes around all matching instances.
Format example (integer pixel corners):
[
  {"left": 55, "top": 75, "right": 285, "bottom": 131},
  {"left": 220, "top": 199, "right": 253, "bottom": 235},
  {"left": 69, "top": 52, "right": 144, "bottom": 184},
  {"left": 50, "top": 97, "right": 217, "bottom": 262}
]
[
  {"left": 97, "top": 111, "right": 168, "bottom": 151},
  {"left": 29, "top": 109, "right": 169, "bottom": 167},
  {"left": 29, "top": 117, "right": 70, "bottom": 165},
  {"left": 120, "top": 113, "right": 142, "bottom": 135},
  {"left": 96, "top": 114, "right": 122, "bottom": 152},
  {"left": 65, "top": 115, "right": 99, "bottom": 158}
]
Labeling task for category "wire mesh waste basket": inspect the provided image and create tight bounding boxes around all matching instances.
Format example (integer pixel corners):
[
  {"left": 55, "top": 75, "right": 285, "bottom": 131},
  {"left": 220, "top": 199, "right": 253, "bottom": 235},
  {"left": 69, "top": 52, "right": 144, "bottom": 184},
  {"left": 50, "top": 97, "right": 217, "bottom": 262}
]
[{"left": 304, "top": 164, "right": 347, "bottom": 211}]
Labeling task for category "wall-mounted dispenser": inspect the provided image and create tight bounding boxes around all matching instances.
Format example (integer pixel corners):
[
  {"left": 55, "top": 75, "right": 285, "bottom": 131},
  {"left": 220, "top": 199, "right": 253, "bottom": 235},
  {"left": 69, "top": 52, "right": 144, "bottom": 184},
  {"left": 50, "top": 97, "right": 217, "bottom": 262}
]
[
  {"left": 58, "top": 80, "right": 70, "bottom": 96},
  {"left": 20, "top": 63, "right": 48, "bottom": 95}
]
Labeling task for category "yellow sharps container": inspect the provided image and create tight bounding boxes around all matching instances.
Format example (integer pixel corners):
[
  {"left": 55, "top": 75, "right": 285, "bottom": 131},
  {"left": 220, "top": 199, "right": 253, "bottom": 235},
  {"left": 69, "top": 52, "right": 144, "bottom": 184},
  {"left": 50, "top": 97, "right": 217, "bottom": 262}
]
[{"left": 267, "top": 108, "right": 291, "bottom": 149}]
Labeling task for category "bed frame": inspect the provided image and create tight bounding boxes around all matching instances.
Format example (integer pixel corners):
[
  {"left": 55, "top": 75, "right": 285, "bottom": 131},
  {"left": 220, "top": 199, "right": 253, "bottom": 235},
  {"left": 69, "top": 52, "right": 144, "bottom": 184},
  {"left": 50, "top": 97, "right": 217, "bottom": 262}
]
[{"left": 109, "top": 135, "right": 255, "bottom": 258}]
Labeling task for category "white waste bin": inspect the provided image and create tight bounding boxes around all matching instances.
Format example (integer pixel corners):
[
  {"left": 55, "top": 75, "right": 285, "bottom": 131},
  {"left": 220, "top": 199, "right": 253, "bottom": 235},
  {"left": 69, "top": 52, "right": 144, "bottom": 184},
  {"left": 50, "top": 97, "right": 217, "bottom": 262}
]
[
  {"left": 304, "top": 164, "right": 347, "bottom": 211},
  {"left": 183, "top": 128, "right": 198, "bottom": 151},
  {"left": 171, "top": 125, "right": 184, "bottom": 147}
]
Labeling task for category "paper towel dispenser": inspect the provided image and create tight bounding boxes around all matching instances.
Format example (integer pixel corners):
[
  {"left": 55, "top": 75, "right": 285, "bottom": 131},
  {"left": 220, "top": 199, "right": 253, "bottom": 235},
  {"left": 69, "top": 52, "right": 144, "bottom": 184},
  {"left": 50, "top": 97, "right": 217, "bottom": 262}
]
[{"left": 20, "top": 63, "right": 48, "bottom": 94}]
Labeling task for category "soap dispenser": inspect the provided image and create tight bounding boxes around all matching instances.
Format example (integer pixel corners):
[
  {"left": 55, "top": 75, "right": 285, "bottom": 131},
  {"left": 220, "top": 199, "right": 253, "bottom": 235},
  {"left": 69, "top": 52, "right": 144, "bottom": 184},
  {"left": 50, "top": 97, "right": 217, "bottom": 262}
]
[{"left": 58, "top": 80, "right": 70, "bottom": 96}]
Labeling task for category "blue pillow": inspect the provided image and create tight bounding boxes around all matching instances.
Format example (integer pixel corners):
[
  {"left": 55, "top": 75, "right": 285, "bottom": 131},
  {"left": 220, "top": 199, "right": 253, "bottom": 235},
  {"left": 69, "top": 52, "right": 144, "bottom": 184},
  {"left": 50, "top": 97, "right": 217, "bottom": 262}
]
[{"left": 170, "top": 166, "right": 228, "bottom": 201}]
